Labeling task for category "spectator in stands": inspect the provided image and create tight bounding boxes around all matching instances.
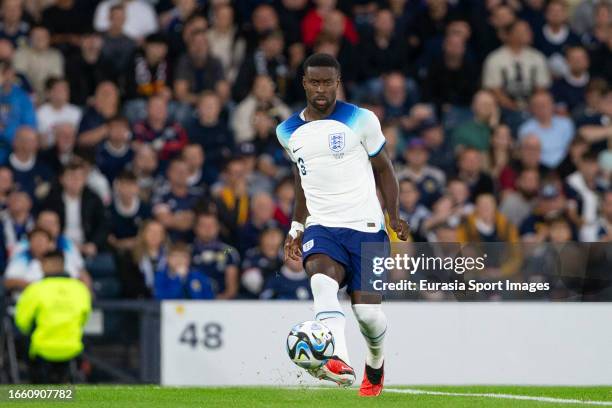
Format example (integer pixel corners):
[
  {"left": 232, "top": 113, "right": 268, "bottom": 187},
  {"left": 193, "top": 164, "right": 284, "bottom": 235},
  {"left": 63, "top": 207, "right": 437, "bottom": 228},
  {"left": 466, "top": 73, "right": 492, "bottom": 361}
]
[
  {"left": 452, "top": 90, "right": 501, "bottom": 152},
  {"left": 31, "top": 210, "right": 88, "bottom": 284},
  {"left": 65, "top": 31, "right": 113, "bottom": 106},
  {"left": 185, "top": 91, "right": 233, "bottom": 177},
  {"left": 108, "top": 170, "right": 151, "bottom": 253},
  {"left": 423, "top": 31, "right": 478, "bottom": 112},
  {"left": 76, "top": 150, "right": 112, "bottom": 206},
  {"left": 152, "top": 158, "right": 198, "bottom": 242},
  {"left": 36, "top": 77, "right": 82, "bottom": 148},
  {"left": 154, "top": 242, "right": 214, "bottom": 300},
  {"left": 482, "top": 20, "right": 551, "bottom": 115},
  {"left": 499, "top": 134, "right": 546, "bottom": 191},
  {"left": 181, "top": 143, "right": 208, "bottom": 195},
  {"left": 206, "top": 3, "right": 245, "bottom": 83},
  {"left": 94, "top": 0, "right": 158, "bottom": 41},
  {"left": 589, "top": 17, "right": 612, "bottom": 84},
  {"left": 191, "top": 212, "right": 239, "bottom": 299},
  {"left": 457, "top": 193, "right": 519, "bottom": 243},
  {"left": 128, "top": 220, "right": 167, "bottom": 298},
  {"left": 0, "top": 59, "right": 36, "bottom": 164},
  {"left": 533, "top": 0, "right": 580, "bottom": 78},
  {"left": 101, "top": 4, "right": 137, "bottom": 77},
  {"left": 596, "top": 190, "right": 612, "bottom": 241},
  {"left": 77, "top": 81, "right": 119, "bottom": 148},
  {"left": 499, "top": 168, "right": 541, "bottom": 228},
  {"left": 0, "top": 189, "right": 33, "bottom": 255},
  {"left": 244, "top": 4, "right": 279, "bottom": 51},
  {"left": 551, "top": 46, "right": 590, "bottom": 115},
  {"left": 260, "top": 256, "right": 311, "bottom": 300},
  {"left": 457, "top": 147, "right": 495, "bottom": 201},
  {"left": 41, "top": 0, "right": 91, "bottom": 53},
  {"left": 276, "top": 0, "right": 308, "bottom": 47},
  {"left": 398, "top": 178, "right": 430, "bottom": 242},
  {"left": 15, "top": 249, "right": 91, "bottom": 384},
  {"left": 398, "top": 138, "right": 445, "bottom": 208},
  {"left": 161, "top": 0, "right": 199, "bottom": 35},
  {"left": 232, "top": 75, "right": 290, "bottom": 144},
  {"left": 167, "top": 11, "right": 207, "bottom": 63},
  {"left": 359, "top": 8, "right": 405, "bottom": 84},
  {"left": 0, "top": 0, "right": 30, "bottom": 48},
  {"left": 576, "top": 87, "right": 612, "bottom": 153},
  {"left": 96, "top": 115, "right": 134, "bottom": 184},
  {"left": 240, "top": 225, "right": 284, "bottom": 298},
  {"left": 173, "top": 29, "right": 224, "bottom": 105},
  {"left": 406, "top": 0, "right": 454, "bottom": 55},
  {"left": 0, "top": 166, "right": 14, "bottom": 210},
  {"left": 42, "top": 160, "right": 109, "bottom": 260},
  {"left": 518, "top": 90, "right": 575, "bottom": 169},
  {"left": 239, "top": 192, "right": 277, "bottom": 254},
  {"left": 486, "top": 125, "right": 514, "bottom": 182},
  {"left": 0, "top": 38, "right": 31, "bottom": 93},
  {"left": 4, "top": 228, "right": 56, "bottom": 292},
  {"left": 419, "top": 118, "right": 454, "bottom": 175},
  {"left": 8, "top": 126, "right": 51, "bottom": 200},
  {"left": 233, "top": 29, "right": 289, "bottom": 103},
  {"left": 39, "top": 122, "right": 77, "bottom": 174},
  {"left": 301, "top": 0, "right": 358, "bottom": 49},
  {"left": 566, "top": 151, "right": 605, "bottom": 241},
  {"left": 272, "top": 176, "right": 294, "bottom": 229},
  {"left": 520, "top": 182, "right": 581, "bottom": 242},
  {"left": 133, "top": 95, "right": 188, "bottom": 163},
  {"left": 379, "top": 71, "right": 422, "bottom": 132},
  {"left": 130, "top": 144, "right": 158, "bottom": 204},
  {"left": 558, "top": 136, "right": 590, "bottom": 179},
  {"left": 252, "top": 108, "right": 289, "bottom": 180},
  {"left": 123, "top": 32, "right": 169, "bottom": 101},
  {"left": 13, "top": 25, "right": 64, "bottom": 102}
]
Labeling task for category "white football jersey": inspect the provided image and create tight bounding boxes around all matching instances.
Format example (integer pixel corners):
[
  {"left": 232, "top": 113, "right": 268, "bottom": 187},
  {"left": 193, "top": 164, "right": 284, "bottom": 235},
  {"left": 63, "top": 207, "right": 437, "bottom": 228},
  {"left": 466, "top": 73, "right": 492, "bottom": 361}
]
[{"left": 276, "top": 101, "right": 386, "bottom": 233}]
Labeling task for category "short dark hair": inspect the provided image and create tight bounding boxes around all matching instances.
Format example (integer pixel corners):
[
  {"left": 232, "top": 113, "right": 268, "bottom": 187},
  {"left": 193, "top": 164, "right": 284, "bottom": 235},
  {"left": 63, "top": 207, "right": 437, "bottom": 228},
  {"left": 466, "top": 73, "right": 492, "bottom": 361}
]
[
  {"left": 145, "top": 32, "right": 167, "bottom": 45},
  {"left": 581, "top": 151, "right": 599, "bottom": 162},
  {"left": 303, "top": 53, "right": 340, "bottom": 73},
  {"left": 169, "top": 242, "right": 191, "bottom": 255},
  {"left": 45, "top": 76, "right": 66, "bottom": 91},
  {"left": 116, "top": 169, "right": 137, "bottom": 182},
  {"left": 60, "top": 159, "right": 86, "bottom": 176},
  {"left": 108, "top": 115, "right": 130, "bottom": 127},
  {"left": 28, "top": 227, "right": 52, "bottom": 241},
  {"left": 42, "top": 249, "right": 64, "bottom": 263}
]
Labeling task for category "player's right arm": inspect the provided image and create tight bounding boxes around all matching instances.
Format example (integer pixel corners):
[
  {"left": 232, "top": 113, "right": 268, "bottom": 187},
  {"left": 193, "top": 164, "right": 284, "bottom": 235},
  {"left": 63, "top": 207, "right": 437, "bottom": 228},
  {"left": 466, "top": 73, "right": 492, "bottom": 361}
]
[{"left": 285, "top": 166, "right": 308, "bottom": 262}]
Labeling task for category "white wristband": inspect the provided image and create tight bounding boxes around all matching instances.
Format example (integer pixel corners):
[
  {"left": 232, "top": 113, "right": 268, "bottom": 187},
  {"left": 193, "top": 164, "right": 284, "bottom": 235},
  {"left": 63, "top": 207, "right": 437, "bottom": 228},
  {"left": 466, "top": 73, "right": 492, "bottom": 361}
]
[{"left": 288, "top": 221, "right": 304, "bottom": 239}]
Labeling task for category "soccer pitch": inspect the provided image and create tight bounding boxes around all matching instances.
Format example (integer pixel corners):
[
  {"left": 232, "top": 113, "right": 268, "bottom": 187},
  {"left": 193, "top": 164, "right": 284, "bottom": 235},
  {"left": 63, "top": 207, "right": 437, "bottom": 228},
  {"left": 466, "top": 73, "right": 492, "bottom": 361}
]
[{"left": 2, "top": 386, "right": 612, "bottom": 407}]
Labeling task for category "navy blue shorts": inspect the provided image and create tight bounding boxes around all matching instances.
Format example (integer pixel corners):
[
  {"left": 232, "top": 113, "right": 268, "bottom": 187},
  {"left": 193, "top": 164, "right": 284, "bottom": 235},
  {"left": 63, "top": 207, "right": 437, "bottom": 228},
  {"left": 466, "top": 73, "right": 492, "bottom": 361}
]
[{"left": 302, "top": 225, "right": 389, "bottom": 294}]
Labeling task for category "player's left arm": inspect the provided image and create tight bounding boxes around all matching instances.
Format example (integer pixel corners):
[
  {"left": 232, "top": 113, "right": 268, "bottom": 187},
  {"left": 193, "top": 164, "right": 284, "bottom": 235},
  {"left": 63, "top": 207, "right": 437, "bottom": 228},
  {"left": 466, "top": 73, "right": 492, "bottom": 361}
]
[{"left": 370, "top": 149, "right": 410, "bottom": 241}]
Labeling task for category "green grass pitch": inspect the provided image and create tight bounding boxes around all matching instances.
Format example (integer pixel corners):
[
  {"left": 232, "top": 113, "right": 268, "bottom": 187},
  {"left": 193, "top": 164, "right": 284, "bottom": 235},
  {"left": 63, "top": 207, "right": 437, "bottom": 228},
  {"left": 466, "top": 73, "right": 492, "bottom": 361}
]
[{"left": 1, "top": 385, "right": 612, "bottom": 407}]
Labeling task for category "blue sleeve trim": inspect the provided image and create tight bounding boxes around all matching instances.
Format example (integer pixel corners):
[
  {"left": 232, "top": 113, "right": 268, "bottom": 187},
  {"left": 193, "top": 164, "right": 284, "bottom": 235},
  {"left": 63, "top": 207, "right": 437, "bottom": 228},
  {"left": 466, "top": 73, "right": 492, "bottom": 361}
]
[{"left": 368, "top": 141, "right": 386, "bottom": 157}]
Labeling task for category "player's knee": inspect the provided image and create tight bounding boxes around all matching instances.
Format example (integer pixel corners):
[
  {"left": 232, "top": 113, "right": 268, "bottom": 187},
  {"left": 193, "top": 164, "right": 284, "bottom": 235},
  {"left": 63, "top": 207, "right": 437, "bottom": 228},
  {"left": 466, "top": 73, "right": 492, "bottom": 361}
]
[{"left": 305, "top": 255, "right": 343, "bottom": 283}]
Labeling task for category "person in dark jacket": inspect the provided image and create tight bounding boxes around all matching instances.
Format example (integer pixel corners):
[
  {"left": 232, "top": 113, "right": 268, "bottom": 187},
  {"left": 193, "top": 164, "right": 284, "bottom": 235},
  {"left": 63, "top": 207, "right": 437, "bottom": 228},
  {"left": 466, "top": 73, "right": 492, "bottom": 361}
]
[
  {"left": 42, "top": 159, "right": 109, "bottom": 258},
  {"left": 154, "top": 242, "right": 214, "bottom": 300}
]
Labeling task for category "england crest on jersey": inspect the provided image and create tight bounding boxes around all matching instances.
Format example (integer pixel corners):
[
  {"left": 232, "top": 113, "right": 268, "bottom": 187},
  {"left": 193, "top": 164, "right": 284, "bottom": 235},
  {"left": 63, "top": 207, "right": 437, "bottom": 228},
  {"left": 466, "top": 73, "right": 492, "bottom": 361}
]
[{"left": 328, "top": 132, "right": 345, "bottom": 152}]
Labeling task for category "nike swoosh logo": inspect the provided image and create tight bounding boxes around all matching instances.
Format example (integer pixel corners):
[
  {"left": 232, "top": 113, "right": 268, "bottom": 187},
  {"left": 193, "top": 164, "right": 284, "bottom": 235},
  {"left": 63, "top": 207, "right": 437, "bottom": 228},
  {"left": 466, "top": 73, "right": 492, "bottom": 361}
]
[{"left": 292, "top": 147, "right": 303, "bottom": 153}]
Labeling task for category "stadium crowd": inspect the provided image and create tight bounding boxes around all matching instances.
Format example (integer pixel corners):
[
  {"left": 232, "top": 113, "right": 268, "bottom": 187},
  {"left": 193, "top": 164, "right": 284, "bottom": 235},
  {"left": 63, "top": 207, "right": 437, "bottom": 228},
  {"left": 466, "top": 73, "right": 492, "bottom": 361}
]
[{"left": 0, "top": 0, "right": 611, "bottom": 301}]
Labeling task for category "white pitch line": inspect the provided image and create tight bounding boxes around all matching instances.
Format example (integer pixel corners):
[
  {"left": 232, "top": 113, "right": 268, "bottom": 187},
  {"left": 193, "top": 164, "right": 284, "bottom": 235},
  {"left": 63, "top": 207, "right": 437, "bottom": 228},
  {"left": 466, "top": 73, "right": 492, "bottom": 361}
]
[{"left": 384, "top": 388, "right": 612, "bottom": 406}]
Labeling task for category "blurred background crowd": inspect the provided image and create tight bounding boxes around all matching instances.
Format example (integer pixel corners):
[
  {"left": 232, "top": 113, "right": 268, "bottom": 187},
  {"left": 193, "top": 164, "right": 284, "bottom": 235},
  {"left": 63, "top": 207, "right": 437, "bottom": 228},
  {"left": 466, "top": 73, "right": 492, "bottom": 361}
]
[{"left": 1, "top": 0, "right": 612, "bottom": 302}]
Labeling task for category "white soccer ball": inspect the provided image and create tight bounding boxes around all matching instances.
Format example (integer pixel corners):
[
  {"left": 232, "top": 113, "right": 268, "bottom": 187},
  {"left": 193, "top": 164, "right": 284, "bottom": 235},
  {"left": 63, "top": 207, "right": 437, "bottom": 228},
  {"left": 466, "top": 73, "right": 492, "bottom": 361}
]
[{"left": 286, "top": 320, "right": 335, "bottom": 369}]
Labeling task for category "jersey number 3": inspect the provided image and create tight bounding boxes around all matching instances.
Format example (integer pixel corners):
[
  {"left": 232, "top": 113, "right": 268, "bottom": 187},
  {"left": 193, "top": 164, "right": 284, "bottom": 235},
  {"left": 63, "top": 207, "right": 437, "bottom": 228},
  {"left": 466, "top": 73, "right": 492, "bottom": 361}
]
[{"left": 297, "top": 158, "right": 307, "bottom": 175}]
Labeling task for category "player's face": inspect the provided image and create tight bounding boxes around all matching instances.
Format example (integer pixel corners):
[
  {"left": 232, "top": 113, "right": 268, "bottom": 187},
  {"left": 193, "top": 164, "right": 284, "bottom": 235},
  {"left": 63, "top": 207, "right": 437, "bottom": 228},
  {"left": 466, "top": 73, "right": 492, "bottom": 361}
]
[{"left": 303, "top": 66, "right": 339, "bottom": 113}]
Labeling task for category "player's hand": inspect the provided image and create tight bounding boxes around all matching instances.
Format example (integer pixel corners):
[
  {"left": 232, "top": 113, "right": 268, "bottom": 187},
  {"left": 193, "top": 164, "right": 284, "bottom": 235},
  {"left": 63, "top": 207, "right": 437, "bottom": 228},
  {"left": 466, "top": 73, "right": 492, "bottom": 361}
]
[
  {"left": 389, "top": 218, "right": 410, "bottom": 241},
  {"left": 284, "top": 232, "right": 303, "bottom": 262}
]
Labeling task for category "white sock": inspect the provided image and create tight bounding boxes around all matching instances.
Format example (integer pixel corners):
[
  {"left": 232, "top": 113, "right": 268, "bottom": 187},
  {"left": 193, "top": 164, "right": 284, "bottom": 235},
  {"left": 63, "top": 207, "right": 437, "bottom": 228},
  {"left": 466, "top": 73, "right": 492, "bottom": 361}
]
[
  {"left": 310, "top": 273, "right": 350, "bottom": 365},
  {"left": 352, "top": 304, "right": 387, "bottom": 369}
]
